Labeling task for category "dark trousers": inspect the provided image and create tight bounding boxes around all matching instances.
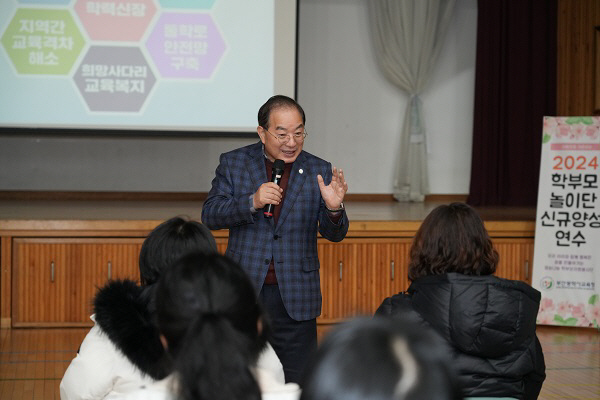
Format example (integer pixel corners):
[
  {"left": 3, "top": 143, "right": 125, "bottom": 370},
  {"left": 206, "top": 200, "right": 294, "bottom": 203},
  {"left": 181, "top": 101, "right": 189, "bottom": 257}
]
[{"left": 259, "top": 284, "right": 317, "bottom": 384}]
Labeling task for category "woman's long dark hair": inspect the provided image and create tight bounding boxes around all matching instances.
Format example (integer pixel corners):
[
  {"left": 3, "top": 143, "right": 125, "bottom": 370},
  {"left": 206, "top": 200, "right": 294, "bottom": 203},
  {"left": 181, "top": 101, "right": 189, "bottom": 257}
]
[
  {"left": 408, "top": 203, "right": 498, "bottom": 280},
  {"left": 156, "top": 252, "right": 267, "bottom": 400}
]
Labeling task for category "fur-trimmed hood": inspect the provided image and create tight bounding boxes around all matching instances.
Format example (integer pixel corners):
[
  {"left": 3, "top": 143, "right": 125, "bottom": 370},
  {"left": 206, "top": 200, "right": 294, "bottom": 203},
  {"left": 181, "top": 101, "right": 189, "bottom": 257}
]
[{"left": 93, "top": 280, "right": 171, "bottom": 380}]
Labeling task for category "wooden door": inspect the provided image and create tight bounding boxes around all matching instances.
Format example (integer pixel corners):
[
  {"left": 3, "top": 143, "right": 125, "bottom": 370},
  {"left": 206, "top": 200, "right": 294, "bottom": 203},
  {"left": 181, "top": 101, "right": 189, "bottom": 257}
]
[
  {"left": 13, "top": 239, "right": 72, "bottom": 326},
  {"left": 318, "top": 238, "right": 413, "bottom": 319},
  {"left": 12, "top": 238, "right": 144, "bottom": 327},
  {"left": 493, "top": 238, "right": 535, "bottom": 284},
  {"left": 215, "top": 238, "right": 229, "bottom": 254},
  {"left": 316, "top": 238, "right": 412, "bottom": 338},
  {"left": 358, "top": 239, "right": 412, "bottom": 316},
  {"left": 318, "top": 240, "right": 358, "bottom": 323},
  {"left": 97, "top": 240, "right": 143, "bottom": 281}
]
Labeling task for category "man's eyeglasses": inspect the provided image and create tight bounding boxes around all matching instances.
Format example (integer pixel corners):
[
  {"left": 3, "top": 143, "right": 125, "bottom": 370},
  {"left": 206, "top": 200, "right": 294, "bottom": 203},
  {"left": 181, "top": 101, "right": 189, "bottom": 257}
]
[{"left": 262, "top": 127, "right": 308, "bottom": 144}]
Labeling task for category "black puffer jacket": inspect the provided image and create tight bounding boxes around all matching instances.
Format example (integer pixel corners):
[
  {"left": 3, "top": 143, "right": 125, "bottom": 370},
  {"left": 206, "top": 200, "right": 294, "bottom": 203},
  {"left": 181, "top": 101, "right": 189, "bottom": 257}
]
[{"left": 376, "top": 273, "right": 546, "bottom": 400}]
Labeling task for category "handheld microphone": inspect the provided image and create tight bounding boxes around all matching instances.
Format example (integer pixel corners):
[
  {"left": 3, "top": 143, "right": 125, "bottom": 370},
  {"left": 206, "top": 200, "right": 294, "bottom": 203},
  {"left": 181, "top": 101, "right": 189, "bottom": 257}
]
[{"left": 264, "top": 159, "right": 285, "bottom": 218}]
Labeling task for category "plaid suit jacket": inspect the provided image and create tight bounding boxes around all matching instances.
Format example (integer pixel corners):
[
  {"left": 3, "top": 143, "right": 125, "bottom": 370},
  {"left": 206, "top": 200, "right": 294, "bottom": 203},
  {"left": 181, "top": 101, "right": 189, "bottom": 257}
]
[{"left": 201, "top": 141, "right": 349, "bottom": 321}]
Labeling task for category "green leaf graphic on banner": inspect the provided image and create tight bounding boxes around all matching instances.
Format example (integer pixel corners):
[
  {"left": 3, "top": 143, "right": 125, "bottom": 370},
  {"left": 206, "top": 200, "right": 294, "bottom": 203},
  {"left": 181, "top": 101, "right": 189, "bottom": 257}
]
[
  {"left": 581, "top": 117, "right": 594, "bottom": 124},
  {"left": 565, "top": 116, "right": 594, "bottom": 125},
  {"left": 542, "top": 133, "right": 551, "bottom": 143},
  {"left": 589, "top": 294, "right": 599, "bottom": 305},
  {"left": 553, "top": 315, "right": 578, "bottom": 326},
  {"left": 553, "top": 315, "right": 565, "bottom": 323}
]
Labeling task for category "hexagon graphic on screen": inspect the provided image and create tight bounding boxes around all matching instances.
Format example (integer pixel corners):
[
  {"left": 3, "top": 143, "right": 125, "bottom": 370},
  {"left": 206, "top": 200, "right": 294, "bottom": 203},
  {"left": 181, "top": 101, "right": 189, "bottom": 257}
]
[
  {"left": 157, "top": 0, "right": 216, "bottom": 9},
  {"left": 1, "top": 8, "right": 85, "bottom": 75},
  {"left": 146, "top": 13, "right": 226, "bottom": 79},
  {"left": 73, "top": 46, "right": 156, "bottom": 112},
  {"left": 74, "top": 0, "right": 156, "bottom": 41}
]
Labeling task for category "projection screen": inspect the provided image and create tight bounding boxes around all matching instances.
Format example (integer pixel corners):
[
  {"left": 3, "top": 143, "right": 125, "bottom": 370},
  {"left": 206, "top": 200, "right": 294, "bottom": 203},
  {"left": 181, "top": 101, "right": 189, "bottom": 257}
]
[{"left": 0, "top": 0, "right": 298, "bottom": 136}]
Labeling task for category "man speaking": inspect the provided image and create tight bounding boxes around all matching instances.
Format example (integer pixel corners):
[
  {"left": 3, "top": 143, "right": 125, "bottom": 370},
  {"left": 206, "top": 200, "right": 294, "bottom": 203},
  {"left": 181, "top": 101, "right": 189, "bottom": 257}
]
[{"left": 201, "top": 95, "right": 349, "bottom": 383}]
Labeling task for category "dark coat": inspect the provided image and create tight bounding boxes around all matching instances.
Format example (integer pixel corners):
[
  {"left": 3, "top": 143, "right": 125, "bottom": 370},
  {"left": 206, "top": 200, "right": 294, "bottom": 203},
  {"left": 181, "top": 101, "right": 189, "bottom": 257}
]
[
  {"left": 94, "top": 280, "right": 171, "bottom": 380},
  {"left": 201, "top": 141, "right": 349, "bottom": 321},
  {"left": 376, "top": 273, "right": 546, "bottom": 400}
]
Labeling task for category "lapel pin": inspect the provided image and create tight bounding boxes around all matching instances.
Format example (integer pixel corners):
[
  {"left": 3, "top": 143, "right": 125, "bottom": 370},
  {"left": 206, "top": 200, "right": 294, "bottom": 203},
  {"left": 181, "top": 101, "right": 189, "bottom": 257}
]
[{"left": 299, "top": 169, "right": 303, "bottom": 174}]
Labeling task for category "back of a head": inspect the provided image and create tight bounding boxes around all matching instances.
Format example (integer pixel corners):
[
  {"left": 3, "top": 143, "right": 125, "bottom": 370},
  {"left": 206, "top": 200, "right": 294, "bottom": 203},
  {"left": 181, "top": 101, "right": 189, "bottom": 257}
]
[
  {"left": 138, "top": 216, "right": 217, "bottom": 286},
  {"left": 300, "top": 316, "right": 462, "bottom": 400},
  {"left": 156, "top": 252, "right": 265, "bottom": 400},
  {"left": 408, "top": 202, "right": 498, "bottom": 280}
]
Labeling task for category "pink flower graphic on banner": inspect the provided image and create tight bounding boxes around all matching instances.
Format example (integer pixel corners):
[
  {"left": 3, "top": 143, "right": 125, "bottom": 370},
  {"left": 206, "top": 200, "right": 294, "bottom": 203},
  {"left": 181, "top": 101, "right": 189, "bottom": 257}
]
[
  {"left": 556, "top": 301, "right": 571, "bottom": 315},
  {"left": 543, "top": 117, "right": 558, "bottom": 134},
  {"left": 571, "top": 303, "right": 586, "bottom": 318},
  {"left": 537, "top": 311, "right": 554, "bottom": 325},
  {"left": 539, "top": 297, "right": 554, "bottom": 313},
  {"left": 587, "top": 304, "right": 600, "bottom": 326},
  {"left": 584, "top": 124, "right": 599, "bottom": 139},
  {"left": 543, "top": 116, "right": 600, "bottom": 143},
  {"left": 570, "top": 124, "right": 585, "bottom": 139},
  {"left": 556, "top": 120, "right": 570, "bottom": 138}
]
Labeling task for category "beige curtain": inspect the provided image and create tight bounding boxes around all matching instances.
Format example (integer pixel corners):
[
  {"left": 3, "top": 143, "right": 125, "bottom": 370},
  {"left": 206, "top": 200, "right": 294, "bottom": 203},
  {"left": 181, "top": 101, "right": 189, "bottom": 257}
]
[{"left": 368, "top": 0, "right": 456, "bottom": 201}]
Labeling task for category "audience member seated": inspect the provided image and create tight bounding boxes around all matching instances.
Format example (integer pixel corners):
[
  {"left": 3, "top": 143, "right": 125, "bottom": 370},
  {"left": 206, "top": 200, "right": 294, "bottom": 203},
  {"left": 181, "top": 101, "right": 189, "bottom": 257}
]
[
  {"left": 60, "top": 216, "right": 285, "bottom": 399},
  {"left": 299, "top": 315, "right": 462, "bottom": 400},
  {"left": 122, "top": 252, "right": 301, "bottom": 400},
  {"left": 376, "top": 203, "right": 546, "bottom": 400}
]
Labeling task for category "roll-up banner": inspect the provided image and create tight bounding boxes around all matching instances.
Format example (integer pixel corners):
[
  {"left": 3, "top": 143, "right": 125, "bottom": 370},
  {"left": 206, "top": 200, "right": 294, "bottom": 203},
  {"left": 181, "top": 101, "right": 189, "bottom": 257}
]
[{"left": 533, "top": 117, "right": 599, "bottom": 328}]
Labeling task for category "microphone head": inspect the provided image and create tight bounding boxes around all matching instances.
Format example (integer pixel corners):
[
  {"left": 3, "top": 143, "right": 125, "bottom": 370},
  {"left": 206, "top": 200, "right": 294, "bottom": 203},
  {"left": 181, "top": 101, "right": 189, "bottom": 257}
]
[{"left": 273, "top": 159, "right": 285, "bottom": 171}]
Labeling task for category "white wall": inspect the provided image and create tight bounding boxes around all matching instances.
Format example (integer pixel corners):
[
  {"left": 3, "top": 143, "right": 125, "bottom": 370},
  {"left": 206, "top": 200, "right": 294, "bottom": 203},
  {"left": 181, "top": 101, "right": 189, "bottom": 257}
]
[{"left": 0, "top": 0, "right": 477, "bottom": 195}]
